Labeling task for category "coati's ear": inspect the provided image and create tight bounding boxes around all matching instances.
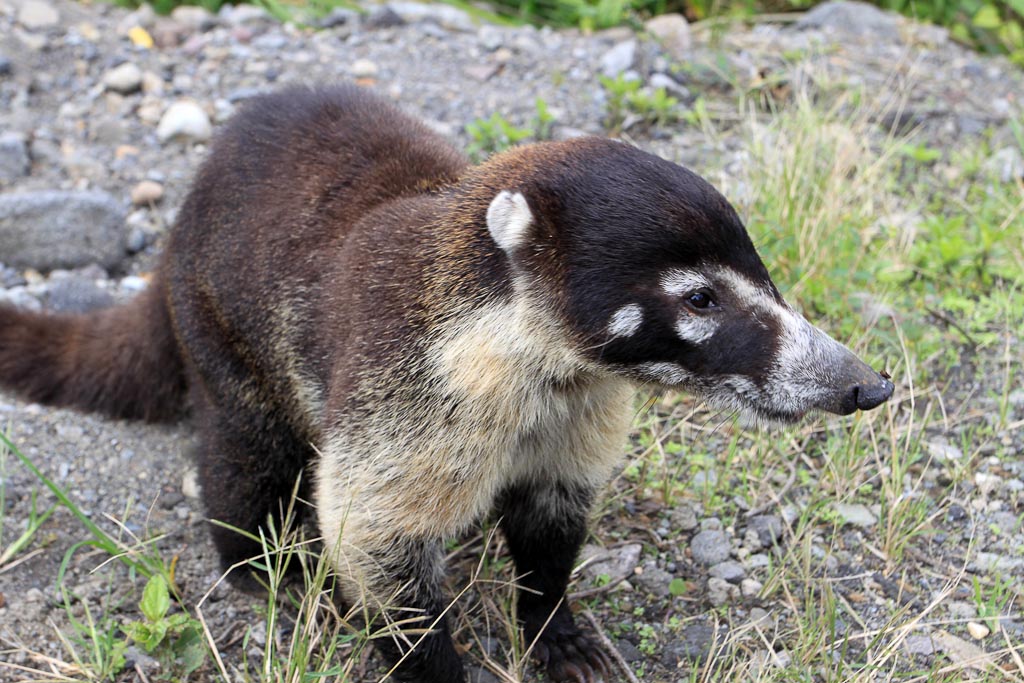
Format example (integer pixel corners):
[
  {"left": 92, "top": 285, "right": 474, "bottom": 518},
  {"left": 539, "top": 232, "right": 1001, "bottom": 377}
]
[{"left": 486, "top": 191, "right": 533, "bottom": 252}]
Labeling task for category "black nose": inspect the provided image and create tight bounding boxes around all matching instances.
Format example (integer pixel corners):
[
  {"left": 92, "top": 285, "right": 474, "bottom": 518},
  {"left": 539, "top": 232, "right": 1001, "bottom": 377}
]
[{"left": 852, "top": 377, "right": 894, "bottom": 411}]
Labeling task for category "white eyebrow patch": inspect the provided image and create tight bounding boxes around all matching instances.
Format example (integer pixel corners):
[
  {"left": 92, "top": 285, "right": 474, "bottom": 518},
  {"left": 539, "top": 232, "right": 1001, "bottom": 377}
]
[
  {"left": 661, "top": 269, "right": 712, "bottom": 297},
  {"left": 675, "top": 313, "right": 719, "bottom": 344},
  {"left": 608, "top": 303, "right": 643, "bottom": 338}
]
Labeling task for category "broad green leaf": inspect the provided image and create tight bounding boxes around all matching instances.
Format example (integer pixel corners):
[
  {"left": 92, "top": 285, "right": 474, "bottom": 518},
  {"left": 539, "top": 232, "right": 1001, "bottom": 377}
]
[{"left": 140, "top": 574, "right": 171, "bottom": 623}]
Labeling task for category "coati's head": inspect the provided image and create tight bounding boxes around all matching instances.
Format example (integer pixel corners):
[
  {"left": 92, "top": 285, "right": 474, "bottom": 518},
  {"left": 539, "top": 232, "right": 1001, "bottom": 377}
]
[{"left": 478, "top": 137, "right": 893, "bottom": 423}]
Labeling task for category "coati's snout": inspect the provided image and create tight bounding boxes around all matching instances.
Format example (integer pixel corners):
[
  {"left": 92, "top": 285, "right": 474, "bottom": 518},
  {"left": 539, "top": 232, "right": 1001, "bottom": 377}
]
[{"left": 483, "top": 137, "right": 893, "bottom": 424}]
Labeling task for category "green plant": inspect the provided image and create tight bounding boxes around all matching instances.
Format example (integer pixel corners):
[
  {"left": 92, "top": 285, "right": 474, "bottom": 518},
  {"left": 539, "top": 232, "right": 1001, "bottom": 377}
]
[
  {"left": 121, "top": 575, "right": 207, "bottom": 681},
  {"left": 0, "top": 429, "right": 55, "bottom": 570},
  {"left": 466, "top": 111, "right": 532, "bottom": 161},
  {"left": 600, "top": 75, "right": 679, "bottom": 132}
]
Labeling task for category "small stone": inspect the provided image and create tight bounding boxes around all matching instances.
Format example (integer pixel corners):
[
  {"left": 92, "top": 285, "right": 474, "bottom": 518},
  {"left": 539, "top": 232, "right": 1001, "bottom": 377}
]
[
  {"left": 662, "top": 624, "right": 717, "bottom": 664},
  {"left": 581, "top": 543, "right": 641, "bottom": 583},
  {"left": 708, "top": 560, "right": 746, "bottom": 584},
  {"left": 103, "top": 62, "right": 143, "bottom": 94},
  {"left": 904, "top": 633, "right": 936, "bottom": 655},
  {"left": 747, "top": 515, "right": 784, "bottom": 547},
  {"left": 384, "top": 1, "right": 474, "bottom": 30},
  {"left": 974, "top": 472, "right": 1001, "bottom": 496},
  {"left": 46, "top": 277, "right": 114, "bottom": 313},
  {"left": 707, "top": 577, "right": 738, "bottom": 606},
  {"left": 966, "top": 622, "right": 990, "bottom": 640},
  {"left": 220, "top": 4, "right": 271, "bottom": 26},
  {"left": 317, "top": 7, "right": 358, "bottom": 28},
  {"left": 182, "top": 468, "right": 200, "bottom": 499},
  {"left": 691, "top": 529, "right": 731, "bottom": 566},
  {"left": 18, "top": 0, "right": 60, "bottom": 30},
  {"left": 833, "top": 503, "right": 877, "bottom": 527},
  {"left": 600, "top": 40, "right": 637, "bottom": 77},
  {"left": 0, "top": 56, "right": 12, "bottom": 77},
  {"left": 669, "top": 504, "right": 698, "bottom": 532},
  {"left": 925, "top": 439, "right": 963, "bottom": 462},
  {"left": 130, "top": 180, "right": 164, "bottom": 206},
  {"left": 634, "top": 562, "right": 673, "bottom": 599},
  {"left": 741, "top": 578, "right": 763, "bottom": 597},
  {"left": 120, "top": 275, "right": 148, "bottom": 293},
  {"left": 170, "top": 5, "right": 217, "bottom": 31},
  {"left": 157, "top": 101, "right": 213, "bottom": 143},
  {"left": 0, "top": 132, "right": 30, "bottom": 183},
  {"left": 644, "top": 14, "right": 691, "bottom": 61},
  {"left": 364, "top": 6, "right": 405, "bottom": 28},
  {"left": 649, "top": 73, "right": 691, "bottom": 99},
  {"left": 350, "top": 59, "right": 379, "bottom": 78}
]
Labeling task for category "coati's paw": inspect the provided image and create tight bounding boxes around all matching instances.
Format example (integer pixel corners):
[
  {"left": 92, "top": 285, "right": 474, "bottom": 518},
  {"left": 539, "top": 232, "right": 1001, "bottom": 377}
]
[{"left": 533, "top": 630, "right": 614, "bottom": 683}]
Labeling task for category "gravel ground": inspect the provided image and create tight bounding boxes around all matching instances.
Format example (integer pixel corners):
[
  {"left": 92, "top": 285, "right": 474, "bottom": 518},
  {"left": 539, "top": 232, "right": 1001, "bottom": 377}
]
[{"left": 0, "top": 0, "right": 1022, "bottom": 681}]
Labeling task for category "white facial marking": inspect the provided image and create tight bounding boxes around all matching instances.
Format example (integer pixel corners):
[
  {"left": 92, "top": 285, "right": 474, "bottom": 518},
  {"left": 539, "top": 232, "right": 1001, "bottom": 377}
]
[
  {"left": 661, "top": 269, "right": 711, "bottom": 297},
  {"left": 636, "top": 362, "right": 693, "bottom": 385},
  {"left": 486, "top": 191, "right": 533, "bottom": 252},
  {"left": 608, "top": 303, "right": 643, "bottom": 338},
  {"left": 674, "top": 314, "right": 718, "bottom": 344}
]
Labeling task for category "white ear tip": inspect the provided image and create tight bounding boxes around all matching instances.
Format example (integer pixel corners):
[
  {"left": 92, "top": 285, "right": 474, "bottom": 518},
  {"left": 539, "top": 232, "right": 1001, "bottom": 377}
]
[{"left": 486, "top": 191, "right": 533, "bottom": 252}]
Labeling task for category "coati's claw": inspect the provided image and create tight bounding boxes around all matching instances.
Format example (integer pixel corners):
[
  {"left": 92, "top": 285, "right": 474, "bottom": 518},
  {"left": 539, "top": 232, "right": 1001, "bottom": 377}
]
[{"left": 538, "top": 632, "right": 611, "bottom": 683}]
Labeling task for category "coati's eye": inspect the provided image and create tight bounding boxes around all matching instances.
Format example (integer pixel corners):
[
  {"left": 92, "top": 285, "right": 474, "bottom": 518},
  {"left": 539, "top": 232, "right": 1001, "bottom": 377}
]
[{"left": 687, "top": 290, "right": 715, "bottom": 309}]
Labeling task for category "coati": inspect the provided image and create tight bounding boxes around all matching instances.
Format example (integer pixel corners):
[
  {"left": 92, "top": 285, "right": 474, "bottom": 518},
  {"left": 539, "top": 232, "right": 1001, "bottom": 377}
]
[{"left": 0, "top": 84, "right": 893, "bottom": 683}]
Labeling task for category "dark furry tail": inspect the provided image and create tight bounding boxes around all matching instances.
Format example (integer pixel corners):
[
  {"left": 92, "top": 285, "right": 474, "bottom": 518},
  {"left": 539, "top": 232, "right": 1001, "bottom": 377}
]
[{"left": 0, "top": 279, "right": 185, "bottom": 422}]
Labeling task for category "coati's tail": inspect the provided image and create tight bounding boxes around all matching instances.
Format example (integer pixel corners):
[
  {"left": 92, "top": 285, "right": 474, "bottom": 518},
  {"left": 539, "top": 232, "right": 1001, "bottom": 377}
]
[{"left": 0, "top": 279, "right": 185, "bottom": 422}]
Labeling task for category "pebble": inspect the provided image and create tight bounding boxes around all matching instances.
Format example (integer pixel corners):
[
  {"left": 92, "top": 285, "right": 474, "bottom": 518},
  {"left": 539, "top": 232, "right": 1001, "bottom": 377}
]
[
  {"left": 385, "top": 1, "right": 475, "bottom": 31},
  {"left": 0, "top": 132, "right": 30, "bottom": 183},
  {"left": 0, "top": 56, "right": 12, "bottom": 76},
  {"left": 669, "top": 503, "right": 698, "bottom": 531},
  {"left": 46, "top": 276, "right": 114, "bottom": 313},
  {"left": 740, "top": 578, "right": 763, "bottom": 597},
  {"left": 351, "top": 58, "right": 379, "bottom": 78},
  {"left": 833, "top": 503, "right": 877, "bottom": 527},
  {"left": 708, "top": 560, "right": 746, "bottom": 583},
  {"left": 747, "top": 515, "right": 783, "bottom": 547},
  {"left": 904, "top": 633, "right": 936, "bottom": 655},
  {"left": 103, "top": 62, "right": 143, "bottom": 94},
  {"left": 691, "top": 529, "right": 731, "bottom": 565},
  {"left": 18, "top": 0, "right": 60, "bottom": 30},
  {"left": 707, "top": 577, "right": 739, "bottom": 606},
  {"left": 170, "top": 5, "right": 217, "bottom": 31},
  {"left": 182, "top": 468, "right": 201, "bottom": 499},
  {"left": 644, "top": 14, "right": 691, "bottom": 60},
  {"left": 130, "top": 180, "right": 164, "bottom": 206},
  {"left": 966, "top": 622, "right": 990, "bottom": 640},
  {"left": 600, "top": 39, "right": 637, "bottom": 77},
  {"left": 157, "top": 101, "right": 213, "bottom": 143}
]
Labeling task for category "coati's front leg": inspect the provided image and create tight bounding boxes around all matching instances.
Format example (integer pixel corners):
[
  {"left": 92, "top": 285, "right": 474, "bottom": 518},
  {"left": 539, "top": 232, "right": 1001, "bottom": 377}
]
[
  {"left": 497, "top": 480, "right": 614, "bottom": 683},
  {"left": 315, "top": 464, "right": 466, "bottom": 682}
]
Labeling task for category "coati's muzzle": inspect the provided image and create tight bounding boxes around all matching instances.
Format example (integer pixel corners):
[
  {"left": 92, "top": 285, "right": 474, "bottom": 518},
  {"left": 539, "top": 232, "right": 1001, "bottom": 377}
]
[
  {"left": 815, "top": 346, "right": 894, "bottom": 415},
  {"left": 765, "top": 316, "right": 894, "bottom": 420}
]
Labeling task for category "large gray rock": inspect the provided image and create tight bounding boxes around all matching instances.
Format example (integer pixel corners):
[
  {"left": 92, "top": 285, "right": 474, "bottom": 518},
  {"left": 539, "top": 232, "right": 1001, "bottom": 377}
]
[
  {"left": 0, "top": 191, "right": 126, "bottom": 270},
  {"left": 796, "top": 1, "right": 901, "bottom": 40}
]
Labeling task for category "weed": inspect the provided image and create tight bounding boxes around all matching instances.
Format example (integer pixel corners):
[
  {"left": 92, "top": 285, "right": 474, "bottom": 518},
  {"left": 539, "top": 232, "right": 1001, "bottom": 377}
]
[
  {"left": 465, "top": 111, "right": 529, "bottom": 161},
  {"left": 600, "top": 74, "right": 679, "bottom": 132},
  {"left": 0, "top": 428, "right": 55, "bottom": 571},
  {"left": 121, "top": 575, "right": 207, "bottom": 680}
]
